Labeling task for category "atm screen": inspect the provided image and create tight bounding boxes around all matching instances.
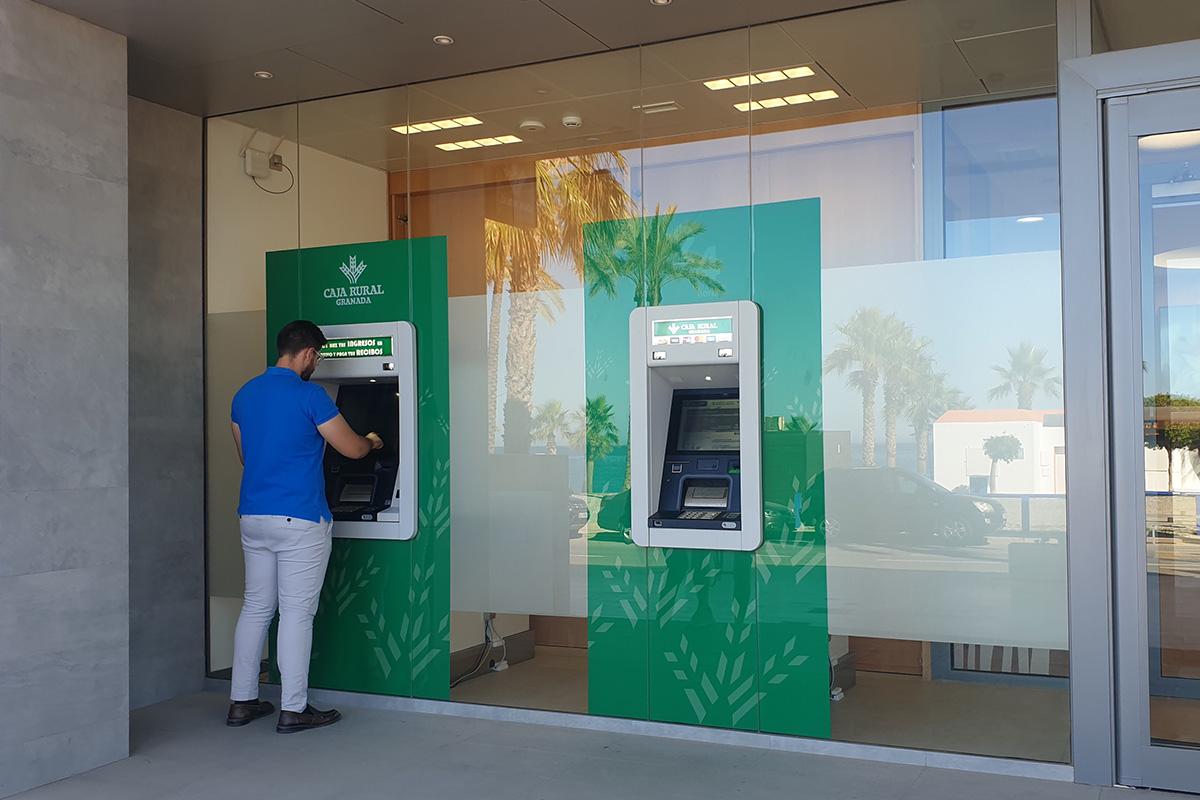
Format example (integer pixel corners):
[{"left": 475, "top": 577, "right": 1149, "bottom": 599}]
[
  {"left": 676, "top": 397, "right": 739, "bottom": 452},
  {"left": 333, "top": 382, "right": 399, "bottom": 457}
]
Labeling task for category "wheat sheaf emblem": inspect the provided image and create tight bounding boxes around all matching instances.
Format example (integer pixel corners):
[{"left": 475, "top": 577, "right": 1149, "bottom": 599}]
[{"left": 340, "top": 255, "right": 367, "bottom": 284}]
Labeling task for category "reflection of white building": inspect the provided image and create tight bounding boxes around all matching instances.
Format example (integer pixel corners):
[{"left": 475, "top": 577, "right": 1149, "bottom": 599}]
[{"left": 933, "top": 410, "right": 1065, "bottom": 495}]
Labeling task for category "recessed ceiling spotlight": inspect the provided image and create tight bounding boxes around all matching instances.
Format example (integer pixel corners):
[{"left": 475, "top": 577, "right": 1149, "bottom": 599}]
[
  {"left": 433, "top": 34, "right": 454, "bottom": 45},
  {"left": 253, "top": 70, "right": 274, "bottom": 80},
  {"left": 650, "top": 0, "right": 672, "bottom": 5},
  {"left": 1017, "top": 216, "right": 1045, "bottom": 223}
]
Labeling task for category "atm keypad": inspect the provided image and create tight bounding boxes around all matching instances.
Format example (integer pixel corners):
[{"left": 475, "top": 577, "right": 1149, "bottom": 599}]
[{"left": 679, "top": 510, "right": 721, "bottom": 520}]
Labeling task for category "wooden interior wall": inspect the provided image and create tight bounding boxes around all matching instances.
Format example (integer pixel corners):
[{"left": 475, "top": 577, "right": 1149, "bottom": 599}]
[{"left": 849, "top": 636, "right": 924, "bottom": 676}]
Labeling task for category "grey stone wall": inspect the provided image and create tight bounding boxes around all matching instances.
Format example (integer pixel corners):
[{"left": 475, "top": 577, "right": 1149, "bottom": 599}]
[
  {"left": 128, "top": 97, "right": 205, "bottom": 710},
  {"left": 0, "top": 0, "right": 130, "bottom": 796}
]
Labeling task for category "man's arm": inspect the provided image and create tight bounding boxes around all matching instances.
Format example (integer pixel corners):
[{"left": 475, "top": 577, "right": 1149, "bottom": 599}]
[
  {"left": 318, "top": 414, "right": 383, "bottom": 459},
  {"left": 230, "top": 422, "right": 244, "bottom": 466}
]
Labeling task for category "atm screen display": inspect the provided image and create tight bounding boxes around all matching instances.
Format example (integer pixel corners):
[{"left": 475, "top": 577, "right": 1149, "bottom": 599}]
[
  {"left": 651, "top": 316, "right": 733, "bottom": 346},
  {"left": 333, "top": 383, "right": 399, "bottom": 458},
  {"left": 676, "top": 398, "right": 739, "bottom": 452},
  {"left": 321, "top": 336, "right": 392, "bottom": 360}
]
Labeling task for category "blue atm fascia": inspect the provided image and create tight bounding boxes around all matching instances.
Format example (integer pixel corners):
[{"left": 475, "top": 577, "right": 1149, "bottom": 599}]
[{"left": 651, "top": 387, "right": 742, "bottom": 531}]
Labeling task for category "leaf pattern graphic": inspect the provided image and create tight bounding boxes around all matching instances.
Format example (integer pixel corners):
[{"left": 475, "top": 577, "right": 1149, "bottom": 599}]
[{"left": 406, "top": 457, "right": 451, "bottom": 683}]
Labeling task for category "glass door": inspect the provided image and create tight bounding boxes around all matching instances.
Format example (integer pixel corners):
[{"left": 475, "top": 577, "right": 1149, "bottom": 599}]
[{"left": 1107, "top": 84, "right": 1200, "bottom": 793}]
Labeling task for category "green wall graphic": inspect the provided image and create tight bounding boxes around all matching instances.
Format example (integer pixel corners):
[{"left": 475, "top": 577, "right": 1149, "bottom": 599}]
[
  {"left": 265, "top": 237, "right": 451, "bottom": 700},
  {"left": 584, "top": 199, "right": 829, "bottom": 736}
]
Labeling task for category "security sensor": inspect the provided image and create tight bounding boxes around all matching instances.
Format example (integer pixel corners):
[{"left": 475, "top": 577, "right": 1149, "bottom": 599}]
[
  {"left": 519, "top": 119, "right": 546, "bottom": 132},
  {"left": 562, "top": 114, "right": 583, "bottom": 129},
  {"left": 244, "top": 148, "right": 272, "bottom": 178}
]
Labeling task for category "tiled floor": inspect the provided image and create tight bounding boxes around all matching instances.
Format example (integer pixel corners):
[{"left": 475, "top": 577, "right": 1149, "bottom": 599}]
[
  {"left": 446, "top": 646, "right": 1071, "bottom": 762},
  {"left": 11, "top": 691, "right": 1187, "bottom": 800}
]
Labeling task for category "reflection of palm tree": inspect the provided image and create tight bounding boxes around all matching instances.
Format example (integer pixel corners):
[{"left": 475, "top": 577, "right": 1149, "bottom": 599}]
[
  {"left": 531, "top": 400, "right": 570, "bottom": 455},
  {"left": 585, "top": 205, "right": 726, "bottom": 488},
  {"left": 881, "top": 321, "right": 929, "bottom": 468},
  {"left": 988, "top": 342, "right": 1061, "bottom": 410},
  {"left": 578, "top": 396, "right": 620, "bottom": 492},
  {"left": 825, "top": 308, "right": 895, "bottom": 467},
  {"left": 585, "top": 205, "right": 724, "bottom": 307},
  {"left": 485, "top": 153, "right": 634, "bottom": 454},
  {"left": 906, "top": 366, "right": 970, "bottom": 476},
  {"left": 983, "top": 434, "right": 1022, "bottom": 493}
]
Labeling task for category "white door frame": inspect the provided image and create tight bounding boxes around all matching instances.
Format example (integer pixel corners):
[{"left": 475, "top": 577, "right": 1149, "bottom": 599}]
[{"left": 1059, "top": 15, "right": 1200, "bottom": 789}]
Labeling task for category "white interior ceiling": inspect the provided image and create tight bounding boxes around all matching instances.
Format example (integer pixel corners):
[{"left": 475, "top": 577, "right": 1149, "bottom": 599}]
[
  {"left": 34, "top": 0, "right": 881, "bottom": 117},
  {"left": 217, "top": 0, "right": 1060, "bottom": 173},
  {"left": 1092, "top": 0, "right": 1200, "bottom": 53}
]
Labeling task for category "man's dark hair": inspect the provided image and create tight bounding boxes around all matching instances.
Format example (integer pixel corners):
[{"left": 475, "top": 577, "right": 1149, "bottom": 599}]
[{"left": 276, "top": 320, "right": 327, "bottom": 357}]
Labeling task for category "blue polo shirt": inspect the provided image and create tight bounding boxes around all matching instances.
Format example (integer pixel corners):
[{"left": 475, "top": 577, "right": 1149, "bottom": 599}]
[{"left": 232, "top": 367, "right": 339, "bottom": 523}]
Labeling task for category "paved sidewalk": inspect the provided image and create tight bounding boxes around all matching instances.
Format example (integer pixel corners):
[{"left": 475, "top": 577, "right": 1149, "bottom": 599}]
[{"left": 13, "top": 692, "right": 1185, "bottom": 800}]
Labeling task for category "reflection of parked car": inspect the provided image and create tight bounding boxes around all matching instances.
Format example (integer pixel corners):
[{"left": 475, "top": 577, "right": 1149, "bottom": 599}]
[
  {"left": 802, "top": 467, "right": 1004, "bottom": 546},
  {"left": 568, "top": 494, "right": 589, "bottom": 538}
]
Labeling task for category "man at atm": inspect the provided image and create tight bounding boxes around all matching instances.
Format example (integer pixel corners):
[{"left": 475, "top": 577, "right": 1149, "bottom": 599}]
[{"left": 225, "top": 320, "right": 383, "bottom": 734}]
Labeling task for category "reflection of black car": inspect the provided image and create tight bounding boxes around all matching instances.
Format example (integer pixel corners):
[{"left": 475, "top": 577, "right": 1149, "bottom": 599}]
[
  {"left": 568, "top": 494, "right": 589, "bottom": 538},
  {"left": 802, "top": 467, "right": 1003, "bottom": 546}
]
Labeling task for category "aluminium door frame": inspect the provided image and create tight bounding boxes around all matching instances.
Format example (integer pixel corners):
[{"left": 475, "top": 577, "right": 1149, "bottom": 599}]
[{"left": 1060, "top": 34, "right": 1200, "bottom": 788}]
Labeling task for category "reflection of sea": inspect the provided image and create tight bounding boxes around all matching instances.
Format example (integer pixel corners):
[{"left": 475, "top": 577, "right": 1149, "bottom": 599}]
[
  {"left": 854, "top": 440, "right": 923, "bottom": 474},
  {"left": 589, "top": 442, "right": 929, "bottom": 494},
  {"left": 591, "top": 445, "right": 628, "bottom": 493}
]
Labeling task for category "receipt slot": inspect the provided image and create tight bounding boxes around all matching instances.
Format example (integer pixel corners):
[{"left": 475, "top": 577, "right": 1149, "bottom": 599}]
[
  {"left": 629, "top": 301, "right": 762, "bottom": 551},
  {"left": 312, "top": 321, "right": 417, "bottom": 541}
]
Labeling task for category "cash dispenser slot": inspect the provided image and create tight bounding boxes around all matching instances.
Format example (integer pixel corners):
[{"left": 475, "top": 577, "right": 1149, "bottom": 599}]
[{"left": 683, "top": 480, "right": 729, "bottom": 509}]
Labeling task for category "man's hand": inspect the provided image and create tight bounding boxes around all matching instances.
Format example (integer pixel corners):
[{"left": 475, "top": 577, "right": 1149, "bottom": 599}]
[{"left": 318, "top": 415, "right": 379, "bottom": 459}]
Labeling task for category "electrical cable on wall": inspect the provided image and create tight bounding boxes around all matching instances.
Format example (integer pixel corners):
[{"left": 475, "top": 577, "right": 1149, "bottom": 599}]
[
  {"left": 253, "top": 162, "right": 294, "bottom": 195},
  {"left": 450, "top": 614, "right": 502, "bottom": 688}
]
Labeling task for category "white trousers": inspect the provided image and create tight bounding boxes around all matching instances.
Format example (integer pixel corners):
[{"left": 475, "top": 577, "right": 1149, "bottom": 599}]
[{"left": 230, "top": 515, "right": 332, "bottom": 712}]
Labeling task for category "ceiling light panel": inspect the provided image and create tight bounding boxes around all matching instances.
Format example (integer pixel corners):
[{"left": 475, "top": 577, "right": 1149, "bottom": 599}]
[
  {"left": 392, "top": 117, "right": 484, "bottom": 135},
  {"left": 704, "top": 65, "right": 816, "bottom": 91},
  {"left": 436, "top": 134, "right": 524, "bottom": 152},
  {"left": 734, "top": 90, "right": 837, "bottom": 111}
]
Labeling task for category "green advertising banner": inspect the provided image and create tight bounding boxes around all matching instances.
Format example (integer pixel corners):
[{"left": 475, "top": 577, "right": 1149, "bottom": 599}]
[
  {"left": 584, "top": 199, "right": 829, "bottom": 736},
  {"left": 265, "top": 237, "right": 451, "bottom": 700}
]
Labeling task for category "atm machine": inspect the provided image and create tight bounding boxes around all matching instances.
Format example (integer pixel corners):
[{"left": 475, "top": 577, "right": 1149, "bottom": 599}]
[
  {"left": 311, "top": 321, "right": 417, "bottom": 541},
  {"left": 628, "top": 301, "right": 762, "bottom": 551}
]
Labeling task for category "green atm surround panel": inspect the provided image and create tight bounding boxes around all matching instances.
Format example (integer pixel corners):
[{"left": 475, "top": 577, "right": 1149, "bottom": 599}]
[{"left": 265, "top": 237, "right": 451, "bottom": 700}]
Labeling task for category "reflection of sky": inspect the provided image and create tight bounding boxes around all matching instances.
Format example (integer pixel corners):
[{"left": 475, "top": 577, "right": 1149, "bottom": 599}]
[
  {"left": 821, "top": 250, "right": 1065, "bottom": 438},
  {"left": 494, "top": 249, "right": 1066, "bottom": 448},
  {"left": 945, "top": 214, "right": 1061, "bottom": 258}
]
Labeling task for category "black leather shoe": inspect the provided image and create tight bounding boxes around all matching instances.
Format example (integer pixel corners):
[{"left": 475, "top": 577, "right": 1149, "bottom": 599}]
[
  {"left": 276, "top": 704, "right": 342, "bottom": 734},
  {"left": 226, "top": 699, "right": 275, "bottom": 727}
]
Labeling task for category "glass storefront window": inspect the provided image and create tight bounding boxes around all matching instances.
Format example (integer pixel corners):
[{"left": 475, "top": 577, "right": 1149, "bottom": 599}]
[{"left": 205, "top": 0, "right": 1068, "bottom": 763}]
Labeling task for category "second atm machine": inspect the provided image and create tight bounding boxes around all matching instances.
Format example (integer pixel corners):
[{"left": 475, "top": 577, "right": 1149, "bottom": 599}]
[
  {"left": 311, "top": 321, "right": 417, "bottom": 541},
  {"left": 628, "top": 301, "right": 762, "bottom": 551}
]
